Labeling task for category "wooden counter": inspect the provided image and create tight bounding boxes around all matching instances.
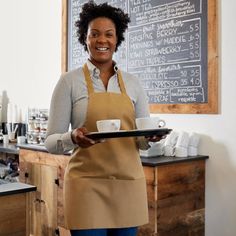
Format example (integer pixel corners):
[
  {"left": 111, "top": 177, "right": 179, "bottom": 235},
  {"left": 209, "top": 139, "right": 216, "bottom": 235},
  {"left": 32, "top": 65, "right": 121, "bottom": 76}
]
[
  {"left": 0, "top": 182, "right": 36, "bottom": 236},
  {"left": 142, "top": 158, "right": 206, "bottom": 236},
  {"left": 1, "top": 144, "right": 208, "bottom": 236},
  {"left": 0, "top": 144, "right": 36, "bottom": 236}
]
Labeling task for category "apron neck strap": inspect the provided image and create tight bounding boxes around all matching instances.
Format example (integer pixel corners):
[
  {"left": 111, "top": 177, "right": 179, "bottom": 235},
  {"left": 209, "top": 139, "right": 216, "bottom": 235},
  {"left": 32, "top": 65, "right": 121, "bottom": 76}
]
[
  {"left": 83, "top": 63, "right": 94, "bottom": 95},
  {"left": 117, "top": 70, "right": 127, "bottom": 94},
  {"left": 83, "top": 63, "right": 127, "bottom": 95}
]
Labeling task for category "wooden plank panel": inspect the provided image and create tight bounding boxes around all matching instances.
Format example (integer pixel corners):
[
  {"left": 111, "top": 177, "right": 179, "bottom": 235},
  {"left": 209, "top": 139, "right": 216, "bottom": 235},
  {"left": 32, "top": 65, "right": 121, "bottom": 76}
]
[
  {"left": 157, "top": 192, "right": 204, "bottom": 223},
  {"left": 61, "top": 0, "right": 68, "bottom": 73},
  {"left": 143, "top": 166, "right": 155, "bottom": 184},
  {"left": 0, "top": 193, "right": 26, "bottom": 236},
  {"left": 19, "top": 149, "right": 70, "bottom": 232},
  {"left": 31, "top": 164, "right": 42, "bottom": 236},
  {"left": 139, "top": 205, "right": 156, "bottom": 236},
  {"left": 156, "top": 160, "right": 205, "bottom": 236},
  {"left": 19, "top": 158, "right": 31, "bottom": 183},
  {"left": 19, "top": 159, "right": 41, "bottom": 236},
  {"left": 157, "top": 160, "right": 205, "bottom": 200},
  {"left": 41, "top": 165, "right": 58, "bottom": 235},
  {"left": 143, "top": 166, "right": 156, "bottom": 203},
  {"left": 142, "top": 166, "right": 157, "bottom": 235},
  {"left": 59, "top": 226, "right": 70, "bottom": 236},
  {"left": 157, "top": 208, "right": 205, "bottom": 236},
  {"left": 19, "top": 149, "right": 69, "bottom": 168},
  {"left": 57, "top": 164, "right": 66, "bottom": 227}
]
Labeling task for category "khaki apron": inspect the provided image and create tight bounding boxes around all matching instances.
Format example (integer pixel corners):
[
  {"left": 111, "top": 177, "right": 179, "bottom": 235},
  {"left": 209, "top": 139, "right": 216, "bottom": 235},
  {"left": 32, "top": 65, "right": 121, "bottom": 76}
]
[{"left": 64, "top": 64, "right": 148, "bottom": 229}]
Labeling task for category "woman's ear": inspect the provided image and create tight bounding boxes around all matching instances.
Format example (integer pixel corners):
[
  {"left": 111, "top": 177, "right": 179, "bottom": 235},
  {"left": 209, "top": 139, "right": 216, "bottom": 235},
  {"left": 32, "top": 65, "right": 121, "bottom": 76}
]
[{"left": 84, "top": 35, "right": 88, "bottom": 51}]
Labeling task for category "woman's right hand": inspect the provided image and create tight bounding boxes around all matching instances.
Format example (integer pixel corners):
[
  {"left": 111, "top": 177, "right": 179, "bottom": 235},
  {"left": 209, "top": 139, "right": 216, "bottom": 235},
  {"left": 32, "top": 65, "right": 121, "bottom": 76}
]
[{"left": 71, "top": 127, "right": 102, "bottom": 148}]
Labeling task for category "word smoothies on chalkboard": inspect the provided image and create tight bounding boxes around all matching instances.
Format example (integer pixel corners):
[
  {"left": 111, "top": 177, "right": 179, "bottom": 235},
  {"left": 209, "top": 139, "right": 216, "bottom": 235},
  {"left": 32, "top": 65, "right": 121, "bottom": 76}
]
[{"left": 67, "top": 0, "right": 210, "bottom": 109}]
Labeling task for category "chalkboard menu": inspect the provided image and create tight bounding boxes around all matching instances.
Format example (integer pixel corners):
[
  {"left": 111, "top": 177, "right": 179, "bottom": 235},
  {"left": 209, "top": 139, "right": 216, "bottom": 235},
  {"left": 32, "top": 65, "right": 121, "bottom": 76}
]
[{"left": 63, "top": 0, "right": 218, "bottom": 113}]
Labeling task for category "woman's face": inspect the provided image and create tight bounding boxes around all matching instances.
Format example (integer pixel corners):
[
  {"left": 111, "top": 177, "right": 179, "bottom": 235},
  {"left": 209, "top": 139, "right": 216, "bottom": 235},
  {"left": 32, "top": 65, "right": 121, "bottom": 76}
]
[{"left": 86, "top": 17, "right": 117, "bottom": 65}]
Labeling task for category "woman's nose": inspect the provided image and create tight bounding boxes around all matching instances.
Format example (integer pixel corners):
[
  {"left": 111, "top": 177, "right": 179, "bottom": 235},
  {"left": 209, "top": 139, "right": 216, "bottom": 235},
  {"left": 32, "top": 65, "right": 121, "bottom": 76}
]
[{"left": 97, "top": 34, "right": 107, "bottom": 42}]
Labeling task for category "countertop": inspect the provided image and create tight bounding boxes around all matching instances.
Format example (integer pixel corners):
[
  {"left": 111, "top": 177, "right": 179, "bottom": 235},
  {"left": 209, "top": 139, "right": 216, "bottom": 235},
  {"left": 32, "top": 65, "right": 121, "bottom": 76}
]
[
  {"left": 0, "top": 143, "right": 209, "bottom": 167},
  {"left": 0, "top": 143, "right": 37, "bottom": 196},
  {"left": 0, "top": 143, "right": 19, "bottom": 155},
  {"left": 0, "top": 182, "right": 36, "bottom": 197}
]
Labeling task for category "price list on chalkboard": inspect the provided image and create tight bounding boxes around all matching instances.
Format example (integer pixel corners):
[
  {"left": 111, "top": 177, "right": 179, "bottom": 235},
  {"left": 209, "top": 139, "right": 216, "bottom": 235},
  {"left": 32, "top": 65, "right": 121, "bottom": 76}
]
[{"left": 68, "top": 0, "right": 208, "bottom": 105}]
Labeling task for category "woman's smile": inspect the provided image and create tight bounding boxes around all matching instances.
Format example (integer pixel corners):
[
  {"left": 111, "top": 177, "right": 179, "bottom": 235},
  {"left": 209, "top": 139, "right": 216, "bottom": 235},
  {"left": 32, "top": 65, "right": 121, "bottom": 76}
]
[{"left": 96, "top": 47, "right": 109, "bottom": 51}]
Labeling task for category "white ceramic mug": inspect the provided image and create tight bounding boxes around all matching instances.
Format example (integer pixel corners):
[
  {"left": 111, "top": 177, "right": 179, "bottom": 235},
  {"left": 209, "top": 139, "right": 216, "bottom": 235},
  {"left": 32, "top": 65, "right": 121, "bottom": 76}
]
[
  {"left": 96, "top": 119, "right": 121, "bottom": 132},
  {"left": 8, "top": 132, "right": 15, "bottom": 141},
  {"left": 3, "top": 134, "right": 9, "bottom": 144},
  {"left": 135, "top": 117, "right": 166, "bottom": 130},
  {"left": 17, "top": 136, "right": 26, "bottom": 144}
]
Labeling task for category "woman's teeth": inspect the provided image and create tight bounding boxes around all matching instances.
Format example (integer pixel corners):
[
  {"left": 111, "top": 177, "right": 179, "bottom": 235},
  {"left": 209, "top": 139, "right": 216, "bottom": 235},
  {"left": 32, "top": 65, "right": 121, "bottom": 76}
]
[{"left": 97, "top": 47, "right": 108, "bottom": 51}]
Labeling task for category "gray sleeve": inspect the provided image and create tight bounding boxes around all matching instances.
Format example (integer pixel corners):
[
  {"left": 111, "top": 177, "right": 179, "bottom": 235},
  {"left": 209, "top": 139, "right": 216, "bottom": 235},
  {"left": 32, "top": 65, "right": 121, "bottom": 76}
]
[
  {"left": 132, "top": 76, "right": 151, "bottom": 150},
  {"left": 134, "top": 78, "right": 150, "bottom": 119},
  {"left": 45, "top": 74, "right": 78, "bottom": 154}
]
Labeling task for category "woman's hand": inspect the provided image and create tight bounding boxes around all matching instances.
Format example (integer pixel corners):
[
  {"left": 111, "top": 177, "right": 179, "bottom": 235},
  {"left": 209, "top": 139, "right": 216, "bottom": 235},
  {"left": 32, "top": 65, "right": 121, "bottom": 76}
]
[
  {"left": 71, "top": 127, "right": 103, "bottom": 148},
  {"left": 145, "top": 135, "right": 167, "bottom": 142}
]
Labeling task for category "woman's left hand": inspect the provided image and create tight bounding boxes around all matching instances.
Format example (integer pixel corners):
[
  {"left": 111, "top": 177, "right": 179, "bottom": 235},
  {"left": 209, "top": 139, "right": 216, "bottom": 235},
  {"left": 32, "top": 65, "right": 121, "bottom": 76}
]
[{"left": 145, "top": 135, "right": 166, "bottom": 142}]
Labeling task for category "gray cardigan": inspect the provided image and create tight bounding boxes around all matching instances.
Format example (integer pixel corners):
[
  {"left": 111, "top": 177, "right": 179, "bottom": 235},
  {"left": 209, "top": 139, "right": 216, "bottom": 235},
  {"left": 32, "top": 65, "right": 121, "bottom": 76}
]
[{"left": 45, "top": 61, "right": 150, "bottom": 154}]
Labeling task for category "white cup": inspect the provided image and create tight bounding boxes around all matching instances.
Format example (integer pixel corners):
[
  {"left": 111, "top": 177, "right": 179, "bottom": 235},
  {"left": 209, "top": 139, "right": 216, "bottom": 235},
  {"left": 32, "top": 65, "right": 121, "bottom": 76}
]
[
  {"left": 176, "top": 131, "right": 189, "bottom": 148},
  {"left": 3, "top": 134, "right": 9, "bottom": 144},
  {"left": 135, "top": 117, "right": 166, "bottom": 130},
  {"left": 164, "top": 145, "right": 175, "bottom": 156},
  {"left": 188, "top": 146, "right": 198, "bottom": 156},
  {"left": 175, "top": 146, "right": 188, "bottom": 157},
  {"left": 8, "top": 132, "right": 15, "bottom": 141},
  {"left": 96, "top": 119, "right": 121, "bottom": 132},
  {"left": 17, "top": 136, "right": 26, "bottom": 144}
]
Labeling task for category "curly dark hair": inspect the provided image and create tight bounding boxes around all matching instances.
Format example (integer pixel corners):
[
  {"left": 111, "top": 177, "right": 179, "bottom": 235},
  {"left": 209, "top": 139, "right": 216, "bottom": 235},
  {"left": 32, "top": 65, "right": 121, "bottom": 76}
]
[{"left": 75, "top": 1, "right": 130, "bottom": 52}]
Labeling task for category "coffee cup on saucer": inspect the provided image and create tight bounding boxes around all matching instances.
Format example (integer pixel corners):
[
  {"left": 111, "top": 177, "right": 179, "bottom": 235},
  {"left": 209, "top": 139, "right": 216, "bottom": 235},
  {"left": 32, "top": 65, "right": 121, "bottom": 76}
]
[
  {"left": 96, "top": 119, "right": 121, "bottom": 132},
  {"left": 135, "top": 117, "right": 166, "bottom": 130}
]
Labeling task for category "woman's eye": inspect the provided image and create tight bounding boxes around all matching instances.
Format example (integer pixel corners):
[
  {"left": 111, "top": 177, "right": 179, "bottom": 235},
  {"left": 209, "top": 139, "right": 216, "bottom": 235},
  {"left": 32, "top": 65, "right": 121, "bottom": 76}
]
[
  {"left": 91, "top": 32, "right": 98, "bottom": 37},
  {"left": 106, "top": 32, "right": 114, "bottom": 37}
]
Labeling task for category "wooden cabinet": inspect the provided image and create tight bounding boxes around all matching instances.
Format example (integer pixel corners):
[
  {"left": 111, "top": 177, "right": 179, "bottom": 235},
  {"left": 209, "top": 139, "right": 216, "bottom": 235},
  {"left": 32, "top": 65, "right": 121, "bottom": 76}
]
[
  {"left": 139, "top": 160, "right": 205, "bottom": 236},
  {"left": 19, "top": 149, "right": 69, "bottom": 236},
  {"left": 19, "top": 148, "right": 206, "bottom": 236},
  {"left": 21, "top": 163, "right": 57, "bottom": 235}
]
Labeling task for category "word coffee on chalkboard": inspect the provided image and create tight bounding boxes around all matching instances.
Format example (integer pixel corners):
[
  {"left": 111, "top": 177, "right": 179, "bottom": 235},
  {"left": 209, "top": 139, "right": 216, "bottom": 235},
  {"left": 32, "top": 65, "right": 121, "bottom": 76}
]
[{"left": 68, "top": 0, "right": 208, "bottom": 105}]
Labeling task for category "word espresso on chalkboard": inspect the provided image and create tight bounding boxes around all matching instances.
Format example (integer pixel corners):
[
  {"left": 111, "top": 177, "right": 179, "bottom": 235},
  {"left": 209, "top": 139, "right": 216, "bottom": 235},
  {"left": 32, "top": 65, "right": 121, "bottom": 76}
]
[{"left": 67, "top": 0, "right": 208, "bottom": 105}]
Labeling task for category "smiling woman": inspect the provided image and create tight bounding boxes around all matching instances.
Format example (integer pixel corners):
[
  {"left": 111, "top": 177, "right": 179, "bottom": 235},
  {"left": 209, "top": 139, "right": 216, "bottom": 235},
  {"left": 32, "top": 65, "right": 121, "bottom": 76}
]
[
  {"left": 45, "top": 2, "right": 165, "bottom": 236},
  {"left": 85, "top": 17, "right": 118, "bottom": 88}
]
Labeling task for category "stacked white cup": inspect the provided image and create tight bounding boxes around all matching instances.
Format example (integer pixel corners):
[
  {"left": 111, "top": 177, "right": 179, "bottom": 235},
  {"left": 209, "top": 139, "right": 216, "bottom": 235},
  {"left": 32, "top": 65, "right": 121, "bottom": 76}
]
[
  {"left": 164, "top": 131, "right": 179, "bottom": 156},
  {"left": 188, "top": 133, "right": 200, "bottom": 156},
  {"left": 175, "top": 131, "right": 190, "bottom": 157}
]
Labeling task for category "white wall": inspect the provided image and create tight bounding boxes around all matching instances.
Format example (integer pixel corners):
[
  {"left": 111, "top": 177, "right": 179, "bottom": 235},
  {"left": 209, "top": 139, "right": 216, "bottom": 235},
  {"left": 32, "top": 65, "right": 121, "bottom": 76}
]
[
  {"left": 0, "top": 0, "right": 61, "bottom": 120},
  {"left": 1, "top": 0, "right": 236, "bottom": 235}
]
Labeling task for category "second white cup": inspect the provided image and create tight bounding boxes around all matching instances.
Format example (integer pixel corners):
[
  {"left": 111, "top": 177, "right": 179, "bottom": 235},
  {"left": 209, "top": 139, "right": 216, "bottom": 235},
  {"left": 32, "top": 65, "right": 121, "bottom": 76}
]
[{"left": 135, "top": 117, "right": 166, "bottom": 130}]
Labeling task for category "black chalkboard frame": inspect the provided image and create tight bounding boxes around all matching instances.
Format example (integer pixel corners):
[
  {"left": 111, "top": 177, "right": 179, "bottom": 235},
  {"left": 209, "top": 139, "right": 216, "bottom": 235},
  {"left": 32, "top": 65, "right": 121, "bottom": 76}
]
[{"left": 61, "top": 0, "right": 218, "bottom": 114}]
